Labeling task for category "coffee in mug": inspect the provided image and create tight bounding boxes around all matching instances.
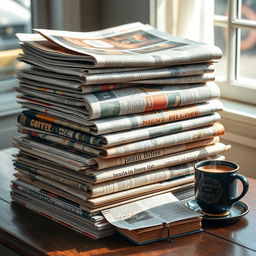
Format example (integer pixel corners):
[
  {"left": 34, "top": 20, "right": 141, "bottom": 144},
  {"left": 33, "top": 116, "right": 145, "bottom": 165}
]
[{"left": 194, "top": 160, "right": 249, "bottom": 216}]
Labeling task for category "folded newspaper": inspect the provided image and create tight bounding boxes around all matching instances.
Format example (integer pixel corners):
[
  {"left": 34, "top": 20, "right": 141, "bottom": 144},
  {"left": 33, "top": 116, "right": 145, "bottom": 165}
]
[
  {"left": 17, "top": 64, "right": 215, "bottom": 92},
  {"left": 17, "top": 22, "right": 222, "bottom": 71},
  {"left": 17, "top": 82, "right": 220, "bottom": 120},
  {"left": 17, "top": 100, "right": 223, "bottom": 135}
]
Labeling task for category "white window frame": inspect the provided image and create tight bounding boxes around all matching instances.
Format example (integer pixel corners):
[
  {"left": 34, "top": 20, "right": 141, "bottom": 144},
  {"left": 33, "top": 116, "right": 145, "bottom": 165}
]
[{"left": 214, "top": 0, "right": 256, "bottom": 105}]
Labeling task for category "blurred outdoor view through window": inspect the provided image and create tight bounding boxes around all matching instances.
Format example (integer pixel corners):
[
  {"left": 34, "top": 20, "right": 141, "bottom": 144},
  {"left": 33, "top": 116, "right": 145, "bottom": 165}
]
[
  {"left": 214, "top": 0, "right": 256, "bottom": 86},
  {"left": 0, "top": 0, "right": 31, "bottom": 84}
]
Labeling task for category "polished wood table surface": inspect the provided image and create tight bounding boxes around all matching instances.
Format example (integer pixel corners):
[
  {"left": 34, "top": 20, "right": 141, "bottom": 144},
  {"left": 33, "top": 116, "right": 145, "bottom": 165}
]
[{"left": 0, "top": 148, "right": 255, "bottom": 256}]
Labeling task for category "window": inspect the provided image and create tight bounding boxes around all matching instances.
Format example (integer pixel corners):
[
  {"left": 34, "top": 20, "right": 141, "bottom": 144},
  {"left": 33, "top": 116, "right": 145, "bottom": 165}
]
[
  {"left": 0, "top": 0, "right": 31, "bottom": 91},
  {"left": 151, "top": 0, "right": 256, "bottom": 105},
  {"left": 214, "top": 0, "right": 256, "bottom": 105},
  {"left": 0, "top": 0, "right": 31, "bottom": 149}
]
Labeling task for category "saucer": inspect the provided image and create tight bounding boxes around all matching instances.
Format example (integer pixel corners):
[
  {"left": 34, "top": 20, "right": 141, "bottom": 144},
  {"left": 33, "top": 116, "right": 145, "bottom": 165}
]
[{"left": 185, "top": 200, "right": 249, "bottom": 223}]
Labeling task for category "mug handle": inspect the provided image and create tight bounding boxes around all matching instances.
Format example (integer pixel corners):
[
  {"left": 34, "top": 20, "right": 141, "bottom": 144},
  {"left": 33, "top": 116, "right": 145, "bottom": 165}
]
[{"left": 229, "top": 174, "right": 249, "bottom": 205}]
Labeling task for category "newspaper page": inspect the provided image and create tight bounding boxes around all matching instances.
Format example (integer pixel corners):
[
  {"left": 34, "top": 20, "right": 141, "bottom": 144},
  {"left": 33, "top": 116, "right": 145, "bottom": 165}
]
[
  {"left": 83, "top": 153, "right": 223, "bottom": 211},
  {"left": 14, "top": 155, "right": 92, "bottom": 183},
  {"left": 14, "top": 169, "right": 194, "bottom": 213},
  {"left": 14, "top": 162, "right": 88, "bottom": 192},
  {"left": 14, "top": 170, "right": 88, "bottom": 201},
  {"left": 17, "top": 127, "right": 103, "bottom": 156},
  {"left": 15, "top": 136, "right": 219, "bottom": 172},
  {"left": 13, "top": 136, "right": 95, "bottom": 162},
  {"left": 11, "top": 187, "right": 112, "bottom": 232},
  {"left": 86, "top": 143, "right": 230, "bottom": 185},
  {"left": 28, "top": 22, "right": 222, "bottom": 68},
  {"left": 17, "top": 112, "right": 221, "bottom": 147},
  {"left": 86, "top": 179, "right": 194, "bottom": 212},
  {"left": 17, "top": 122, "right": 224, "bottom": 157},
  {"left": 102, "top": 192, "right": 201, "bottom": 230},
  {"left": 99, "top": 113, "right": 221, "bottom": 146},
  {"left": 18, "top": 76, "right": 133, "bottom": 94},
  {"left": 88, "top": 155, "right": 225, "bottom": 205},
  {"left": 129, "top": 73, "right": 215, "bottom": 85},
  {"left": 100, "top": 123, "right": 225, "bottom": 158},
  {"left": 17, "top": 82, "right": 220, "bottom": 120},
  {"left": 19, "top": 99, "right": 223, "bottom": 135},
  {"left": 11, "top": 179, "right": 95, "bottom": 221},
  {"left": 14, "top": 152, "right": 93, "bottom": 184},
  {"left": 82, "top": 82, "right": 220, "bottom": 119},
  {"left": 18, "top": 53, "right": 216, "bottom": 85},
  {"left": 13, "top": 137, "right": 94, "bottom": 171},
  {"left": 93, "top": 137, "right": 219, "bottom": 169},
  {"left": 16, "top": 86, "right": 86, "bottom": 107},
  {"left": 86, "top": 161, "right": 196, "bottom": 197},
  {"left": 17, "top": 63, "right": 215, "bottom": 90},
  {"left": 10, "top": 191, "right": 115, "bottom": 238}
]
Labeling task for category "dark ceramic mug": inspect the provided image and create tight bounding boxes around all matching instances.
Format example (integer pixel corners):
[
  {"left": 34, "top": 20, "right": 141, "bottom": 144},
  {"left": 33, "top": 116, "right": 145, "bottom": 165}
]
[{"left": 194, "top": 160, "right": 249, "bottom": 216}]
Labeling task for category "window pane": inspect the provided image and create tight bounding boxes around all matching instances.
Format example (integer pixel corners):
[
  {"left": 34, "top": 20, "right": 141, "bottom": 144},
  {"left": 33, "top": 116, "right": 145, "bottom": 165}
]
[
  {"left": 240, "top": 0, "right": 256, "bottom": 21},
  {"left": 214, "top": 26, "right": 227, "bottom": 76},
  {"left": 0, "top": 0, "right": 31, "bottom": 82},
  {"left": 238, "top": 28, "right": 256, "bottom": 84},
  {"left": 215, "top": 0, "right": 228, "bottom": 16}
]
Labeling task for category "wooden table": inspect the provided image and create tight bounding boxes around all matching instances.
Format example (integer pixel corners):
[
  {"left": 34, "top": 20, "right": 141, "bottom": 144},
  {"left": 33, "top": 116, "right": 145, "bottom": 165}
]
[{"left": 0, "top": 148, "right": 255, "bottom": 256}]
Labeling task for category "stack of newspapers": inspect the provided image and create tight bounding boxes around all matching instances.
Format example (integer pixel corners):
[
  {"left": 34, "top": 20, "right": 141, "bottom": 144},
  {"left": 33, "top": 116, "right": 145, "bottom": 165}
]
[{"left": 11, "top": 22, "right": 230, "bottom": 239}]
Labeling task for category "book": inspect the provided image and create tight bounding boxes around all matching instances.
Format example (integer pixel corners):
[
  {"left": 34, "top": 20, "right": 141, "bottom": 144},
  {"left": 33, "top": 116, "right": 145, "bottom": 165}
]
[
  {"left": 102, "top": 192, "right": 202, "bottom": 244},
  {"left": 117, "top": 218, "right": 202, "bottom": 245}
]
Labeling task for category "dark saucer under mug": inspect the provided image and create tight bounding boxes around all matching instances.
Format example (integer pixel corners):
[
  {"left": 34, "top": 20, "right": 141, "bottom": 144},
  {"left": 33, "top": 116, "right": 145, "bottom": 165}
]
[{"left": 185, "top": 200, "right": 249, "bottom": 223}]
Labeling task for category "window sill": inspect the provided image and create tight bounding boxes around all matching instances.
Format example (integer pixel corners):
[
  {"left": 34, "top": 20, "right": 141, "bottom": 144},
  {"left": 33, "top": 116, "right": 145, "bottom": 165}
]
[{"left": 220, "top": 98, "right": 256, "bottom": 149}]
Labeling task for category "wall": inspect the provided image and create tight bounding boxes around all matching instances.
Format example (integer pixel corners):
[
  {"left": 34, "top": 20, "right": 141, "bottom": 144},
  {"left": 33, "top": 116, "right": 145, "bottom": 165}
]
[
  {"left": 220, "top": 103, "right": 256, "bottom": 178},
  {"left": 221, "top": 138, "right": 255, "bottom": 178}
]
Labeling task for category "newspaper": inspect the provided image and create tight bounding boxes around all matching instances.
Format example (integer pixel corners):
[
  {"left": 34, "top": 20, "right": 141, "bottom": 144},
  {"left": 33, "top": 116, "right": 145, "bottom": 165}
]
[
  {"left": 17, "top": 22, "right": 222, "bottom": 69},
  {"left": 81, "top": 82, "right": 220, "bottom": 119},
  {"left": 128, "top": 73, "right": 215, "bottom": 84},
  {"left": 17, "top": 112, "right": 221, "bottom": 147},
  {"left": 14, "top": 170, "right": 88, "bottom": 201},
  {"left": 19, "top": 99, "right": 223, "bottom": 135},
  {"left": 16, "top": 86, "right": 86, "bottom": 106},
  {"left": 18, "top": 76, "right": 134, "bottom": 94},
  {"left": 13, "top": 136, "right": 95, "bottom": 171},
  {"left": 18, "top": 74, "right": 214, "bottom": 97},
  {"left": 87, "top": 162, "right": 195, "bottom": 198},
  {"left": 95, "top": 113, "right": 221, "bottom": 146},
  {"left": 13, "top": 162, "right": 88, "bottom": 192},
  {"left": 11, "top": 189, "right": 110, "bottom": 231},
  {"left": 14, "top": 136, "right": 219, "bottom": 172},
  {"left": 14, "top": 143, "right": 229, "bottom": 198},
  {"left": 93, "top": 137, "right": 219, "bottom": 169},
  {"left": 17, "top": 82, "right": 220, "bottom": 120},
  {"left": 85, "top": 143, "right": 230, "bottom": 185},
  {"left": 99, "top": 123, "right": 225, "bottom": 158},
  {"left": 102, "top": 192, "right": 201, "bottom": 230},
  {"left": 14, "top": 168, "right": 194, "bottom": 211},
  {"left": 18, "top": 54, "right": 216, "bottom": 85},
  {"left": 13, "top": 155, "right": 223, "bottom": 214},
  {"left": 13, "top": 157, "right": 194, "bottom": 200},
  {"left": 14, "top": 155, "right": 92, "bottom": 184},
  {"left": 17, "top": 122, "right": 224, "bottom": 158},
  {"left": 17, "top": 64, "right": 215, "bottom": 93},
  {"left": 11, "top": 192, "right": 114, "bottom": 239},
  {"left": 14, "top": 174, "right": 193, "bottom": 216}
]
